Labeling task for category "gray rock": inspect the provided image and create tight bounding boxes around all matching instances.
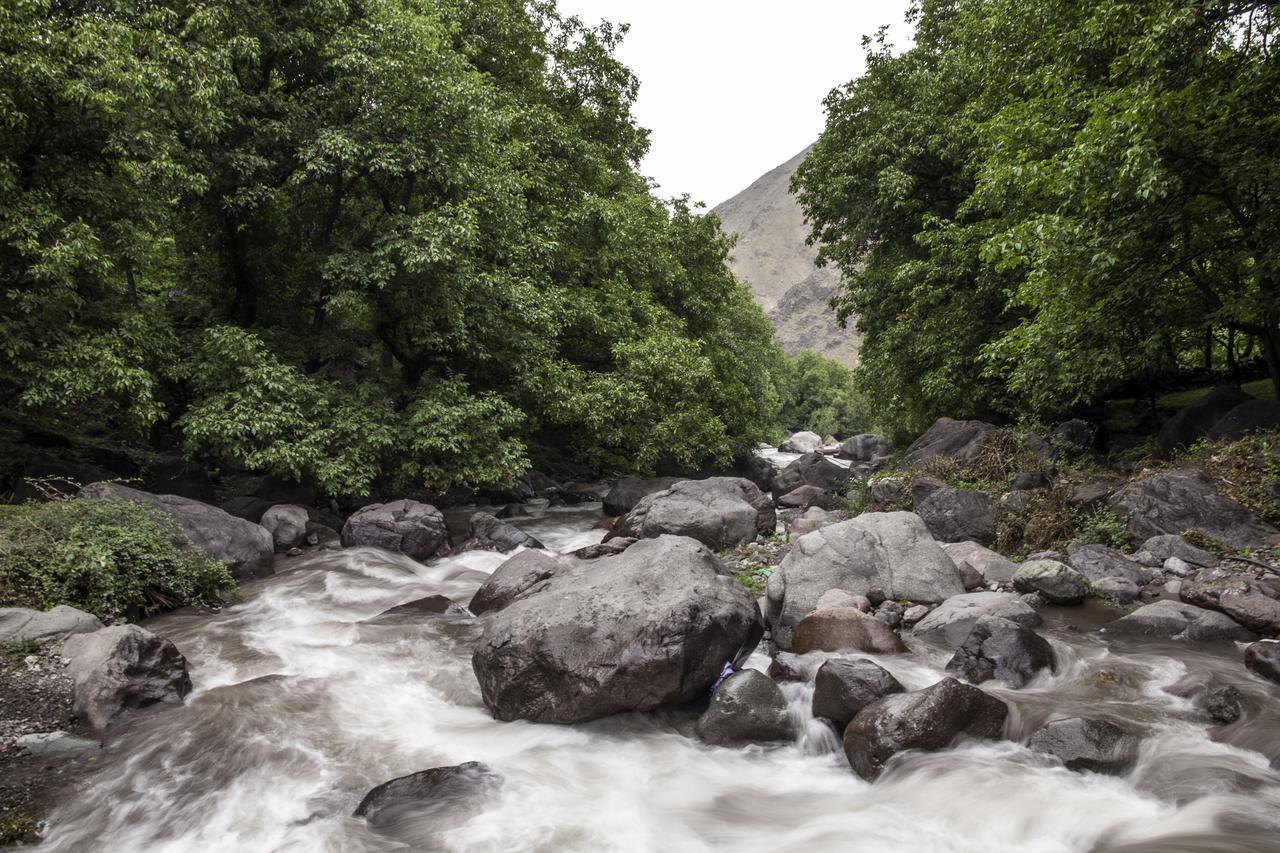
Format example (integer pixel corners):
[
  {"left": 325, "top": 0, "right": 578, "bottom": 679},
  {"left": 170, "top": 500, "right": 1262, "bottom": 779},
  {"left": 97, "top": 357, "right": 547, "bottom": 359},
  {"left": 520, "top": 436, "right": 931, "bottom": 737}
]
[
  {"left": 1163, "top": 557, "right": 1193, "bottom": 578},
  {"left": 1069, "top": 483, "right": 1112, "bottom": 508},
  {"left": 791, "top": 506, "right": 831, "bottom": 536},
  {"left": 874, "top": 600, "right": 905, "bottom": 629},
  {"left": 777, "top": 485, "right": 836, "bottom": 510},
  {"left": 471, "top": 536, "right": 761, "bottom": 723},
  {"left": 901, "top": 604, "right": 931, "bottom": 627},
  {"left": 261, "top": 504, "right": 309, "bottom": 552},
  {"left": 901, "top": 418, "right": 1002, "bottom": 468},
  {"left": 1207, "top": 399, "right": 1280, "bottom": 442},
  {"left": 780, "top": 431, "right": 823, "bottom": 454},
  {"left": 61, "top": 625, "right": 192, "bottom": 729},
  {"left": 469, "top": 550, "right": 569, "bottom": 616},
  {"left": 843, "top": 677, "right": 1008, "bottom": 780},
  {"left": 1111, "top": 468, "right": 1280, "bottom": 550},
  {"left": 1156, "top": 385, "right": 1252, "bottom": 458},
  {"left": 1205, "top": 685, "right": 1244, "bottom": 724},
  {"left": 80, "top": 481, "right": 274, "bottom": 579},
  {"left": 1244, "top": 640, "right": 1280, "bottom": 684},
  {"left": 1094, "top": 577, "right": 1141, "bottom": 604},
  {"left": 912, "top": 480, "right": 996, "bottom": 546},
  {"left": 912, "top": 592, "right": 1042, "bottom": 648},
  {"left": 767, "top": 652, "right": 811, "bottom": 682},
  {"left": 772, "top": 453, "right": 851, "bottom": 501},
  {"left": 1027, "top": 717, "right": 1139, "bottom": 774},
  {"left": 1012, "top": 470, "right": 1053, "bottom": 491},
  {"left": 461, "top": 513, "right": 544, "bottom": 553},
  {"left": 1139, "top": 534, "right": 1217, "bottom": 568},
  {"left": 839, "top": 434, "right": 891, "bottom": 463},
  {"left": 945, "top": 615, "right": 1055, "bottom": 688},
  {"left": 611, "top": 477, "right": 775, "bottom": 550},
  {"left": 341, "top": 500, "right": 450, "bottom": 561},
  {"left": 0, "top": 606, "right": 102, "bottom": 644},
  {"left": 812, "top": 659, "right": 904, "bottom": 731},
  {"left": 768, "top": 512, "right": 962, "bottom": 649},
  {"left": 220, "top": 495, "right": 273, "bottom": 523},
  {"left": 1181, "top": 574, "right": 1280, "bottom": 635},
  {"left": 602, "top": 477, "right": 680, "bottom": 516},
  {"left": 1163, "top": 580, "right": 1184, "bottom": 596},
  {"left": 942, "top": 541, "right": 1018, "bottom": 585},
  {"left": 1069, "top": 544, "right": 1148, "bottom": 585},
  {"left": 353, "top": 762, "right": 500, "bottom": 830},
  {"left": 1107, "top": 600, "right": 1256, "bottom": 643},
  {"left": 16, "top": 731, "right": 100, "bottom": 756},
  {"left": 867, "top": 477, "right": 908, "bottom": 509},
  {"left": 374, "top": 596, "right": 469, "bottom": 619},
  {"left": 695, "top": 670, "right": 792, "bottom": 746},
  {"left": 1013, "top": 560, "right": 1089, "bottom": 605},
  {"left": 792, "top": 607, "right": 907, "bottom": 655},
  {"left": 816, "top": 589, "right": 869, "bottom": 612}
]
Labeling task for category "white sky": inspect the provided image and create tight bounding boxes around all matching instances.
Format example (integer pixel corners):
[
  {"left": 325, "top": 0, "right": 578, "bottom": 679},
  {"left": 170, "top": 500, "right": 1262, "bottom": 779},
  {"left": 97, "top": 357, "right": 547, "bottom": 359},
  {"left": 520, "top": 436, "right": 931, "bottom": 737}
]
[{"left": 555, "top": 0, "right": 916, "bottom": 207}]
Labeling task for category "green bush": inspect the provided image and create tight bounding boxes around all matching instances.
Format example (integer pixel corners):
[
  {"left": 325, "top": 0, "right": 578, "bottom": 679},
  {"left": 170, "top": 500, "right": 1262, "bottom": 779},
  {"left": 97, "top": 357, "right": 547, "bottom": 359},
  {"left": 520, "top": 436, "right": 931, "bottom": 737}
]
[{"left": 0, "top": 498, "right": 236, "bottom": 623}]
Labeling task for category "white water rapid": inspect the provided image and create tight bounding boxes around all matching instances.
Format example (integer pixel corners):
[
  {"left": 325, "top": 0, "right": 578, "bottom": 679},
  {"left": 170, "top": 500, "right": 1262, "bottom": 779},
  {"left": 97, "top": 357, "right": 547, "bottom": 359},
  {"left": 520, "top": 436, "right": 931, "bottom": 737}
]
[{"left": 35, "top": 503, "right": 1280, "bottom": 853}]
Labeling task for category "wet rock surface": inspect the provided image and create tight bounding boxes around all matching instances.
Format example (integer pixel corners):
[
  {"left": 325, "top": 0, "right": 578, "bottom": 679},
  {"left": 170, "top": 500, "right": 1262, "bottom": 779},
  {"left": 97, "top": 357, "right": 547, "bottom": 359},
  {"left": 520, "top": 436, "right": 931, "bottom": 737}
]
[
  {"left": 61, "top": 625, "right": 192, "bottom": 730},
  {"left": 695, "top": 670, "right": 792, "bottom": 746},
  {"left": 811, "top": 659, "right": 904, "bottom": 732},
  {"left": 1027, "top": 717, "right": 1140, "bottom": 774},
  {"left": 791, "top": 607, "right": 908, "bottom": 655},
  {"left": 945, "top": 615, "right": 1056, "bottom": 688},
  {"left": 353, "top": 761, "right": 501, "bottom": 829},
  {"left": 341, "top": 499, "right": 450, "bottom": 561}
]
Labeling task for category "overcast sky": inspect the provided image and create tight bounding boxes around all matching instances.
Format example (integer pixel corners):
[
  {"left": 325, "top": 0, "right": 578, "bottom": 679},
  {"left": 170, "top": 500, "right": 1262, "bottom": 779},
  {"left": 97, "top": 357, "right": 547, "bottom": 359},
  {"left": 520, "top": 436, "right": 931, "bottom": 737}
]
[{"left": 555, "top": 0, "right": 915, "bottom": 207}]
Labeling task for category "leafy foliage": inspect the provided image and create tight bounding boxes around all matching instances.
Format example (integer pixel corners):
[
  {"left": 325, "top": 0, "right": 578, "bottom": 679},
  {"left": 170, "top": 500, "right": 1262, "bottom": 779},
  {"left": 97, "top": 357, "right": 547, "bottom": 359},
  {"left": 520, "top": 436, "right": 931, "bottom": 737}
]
[
  {"left": 0, "top": 498, "right": 236, "bottom": 623},
  {"left": 778, "top": 352, "right": 867, "bottom": 438}
]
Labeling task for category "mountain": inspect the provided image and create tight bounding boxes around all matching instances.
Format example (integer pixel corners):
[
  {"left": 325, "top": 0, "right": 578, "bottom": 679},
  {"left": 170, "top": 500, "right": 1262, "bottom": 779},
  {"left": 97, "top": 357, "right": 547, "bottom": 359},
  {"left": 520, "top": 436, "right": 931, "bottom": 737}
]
[{"left": 712, "top": 146, "right": 861, "bottom": 368}]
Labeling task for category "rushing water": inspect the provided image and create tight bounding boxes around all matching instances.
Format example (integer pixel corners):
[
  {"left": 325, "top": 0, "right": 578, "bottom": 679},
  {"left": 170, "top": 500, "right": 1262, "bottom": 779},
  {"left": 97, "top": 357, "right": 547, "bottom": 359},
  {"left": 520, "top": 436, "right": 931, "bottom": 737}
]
[{"left": 35, "top": 502, "right": 1280, "bottom": 853}]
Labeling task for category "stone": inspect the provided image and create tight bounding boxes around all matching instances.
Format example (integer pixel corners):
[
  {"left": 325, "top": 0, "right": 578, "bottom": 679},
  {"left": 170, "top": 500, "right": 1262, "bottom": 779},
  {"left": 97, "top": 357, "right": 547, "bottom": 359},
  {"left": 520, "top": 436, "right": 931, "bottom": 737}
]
[
  {"left": 1205, "top": 686, "right": 1244, "bottom": 724},
  {"left": 610, "top": 477, "right": 776, "bottom": 550},
  {"left": 911, "top": 592, "right": 1043, "bottom": 648},
  {"left": 1139, "top": 534, "right": 1217, "bottom": 568},
  {"left": 1163, "top": 580, "right": 1184, "bottom": 596},
  {"left": 780, "top": 431, "right": 823, "bottom": 454},
  {"left": 353, "top": 762, "right": 500, "bottom": 828},
  {"left": 260, "top": 503, "right": 309, "bottom": 552},
  {"left": 901, "top": 418, "right": 1003, "bottom": 468},
  {"left": 768, "top": 512, "right": 963, "bottom": 649},
  {"left": 695, "top": 670, "right": 792, "bottom": 746},
  {"left": 912, "top": 480, "right": 997, "bottom": 546},
  {"left": 305, "top": 522, "right": 342, "bottom": 549},
  {"left": 570, "top": 538, "right": 636, "bottom": 560},
  {"left": 16, "top": 731, "right": 101, "bottom": 756},
  {"left": 958, "top": 563, "right": 985, "bottom": 591},
  {"left": 1094, "top": 577, "right": 1141, "bottom": 604},
  {"left": 816, "top": 589, "right": 869, "bottom": 612},
  {"left": 1012, "top": 470, "right": 1053, "bottom": 491},
  {"left": 468, "top": 550, "right": 569, "bottom": 616},
  {"left": 602, "top": 477, "right": 681, "bottom": 516},
  {"left": 79, "top": 481, "right": 274, "bottom": 579},
  {"left": 791, "top": 507, "right": 831, "bottom": 536},
  {"left": 867, "top": 477, "right": 908, "bottom": 509},
  {"left": 1013, "top": 560, "right": 1089, "bottom": 605},
  {"left": 942, "top": 541, "right": 1019, "bottom": 585},
  {"left": 1107, "top": 600, "right": 1256, "bottom": 643},
  {"left": 838, "top": 434, "right": 892, "bottom": 463},
  {"left": 1180, "top": 574, "right": 1280, "bottom": 635},
  {"left": 1111, "top": 468, "right": 1280, "bottom": 550},
  {"left": 1156, "top": 385, "right": 1253, "bottom": 458},
  {"left": 1244, "top": 640, "right": 1280, "bottom": 684},
  {"left": 0, "top": 605, "right": 102, "bottom": 644},
  {"left": 811, "top": 659, "right": 904, "bottom": 732},
  {"left": 61, "top": 625, "right": 192, "bottom": 729},
  {"left": 901, "top": 604, "right": 931, "bottom": 627},
  {"left": 471, "top": 536, "right": 761, "bottom": 723},
  {"left": 945, "top": 615, "right": 1056, "bottom": 688},
  {"left": 874, "top": 600, "right": 904, "bottom": 629},
  {"left": 1207, "top": 399, "right": 1280, "bottom": 442},
  {"left": 1069, "top": 544, "right": 1149, "bottom": 586},
  {"left": 460, "top": 512, "right": 544, "bottom": 553},
  {"left": 777, "top": 485, "right": 837, "bottom": 510},
  {"left": 1163, "top": 557, "right": 1193, "bottom": 578},
  {"left": 1051, "top": 420, "right": 1103, "bottom": 455},
  {"left": 341, "top": 500, "right": 450, "bottom": 561},
  {"left": 771, "top": 453, "right": 851, "bottom": 501},
  {"left": 843, "top": 677, "right": 1008, "bottom": 780},
  {"left": 767, "top": 652, "right": 810, "bottom": 682},
  {"left": 1027, "top": 717, "right": 1140, "bottom": 774},
  {"left": 1069, "top": 483, "right": 1112, "bottom": 508},
  {"left": 792, "top": 607, "right": 908, "bottom": 655},
  {"left": 374, "top": 596, "right": 468, "bottom": 619}
]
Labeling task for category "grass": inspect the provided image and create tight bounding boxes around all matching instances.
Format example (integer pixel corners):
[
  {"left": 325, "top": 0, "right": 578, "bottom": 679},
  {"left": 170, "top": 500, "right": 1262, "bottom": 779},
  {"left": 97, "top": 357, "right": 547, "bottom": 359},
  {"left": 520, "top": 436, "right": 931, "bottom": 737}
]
[
  {"left": 733, "top": 566, "right": 772, "bottom": 596},
  {"left": 0, "top": 809, "right": 38, "bottom": 847},
  {"left": 2, "top": 637, "right": 40, "bottom": 663}
]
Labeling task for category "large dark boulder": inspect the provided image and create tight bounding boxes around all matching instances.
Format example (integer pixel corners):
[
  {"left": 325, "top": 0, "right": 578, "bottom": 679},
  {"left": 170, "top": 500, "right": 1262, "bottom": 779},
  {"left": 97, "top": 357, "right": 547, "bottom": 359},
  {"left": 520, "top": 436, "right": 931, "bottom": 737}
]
[
  {"left": 1181, "top": 573, "right": 1280, "bottom": 635},
  {"left": 79, "top": 481, "right": 273, "bottom": 579},
  {"left": 1069, "top": 544, "right": 1148, "bottom": 586},
  {"left": 776, "top": 485, "right": 836, "bottom": 510},
  {"left": 468, "top": 550, "right": 569, "bottom": 616},
  {"left": 812, "top": 659, "right": 904, "bottom": 732},
  {"left": 1111, "top": 468, "right": 1279, "bottom": 550},
  {"left": 1134, "top": 534, "right": 1216, "bottom": 568},
  {"left": 609, "top": 477, "right": 775, "bottom": 550},
  {"left": 602, "top": 477, "right": 680, "bottom": 517},
  {"left": 911, "top": 592, "right": 1041, "bottom": 648},
  {"left": 726, "top": 447, "right": 777, "bottom": 493},
  {"left": 143, "top": 454, "right": 215, "bottom": 503},
  {"left": 1244, "top": 641, "right": 1280, "bottom": 684},
  {"left": 1027, "top": 718, "right": 1139, "bottom": 774},
  {"left": 838, "top": 434, "right": 892, "bottom": 463},
  {"left": 61, "top": 625, "right": 192, "bottom": 729},
  {"left": 780, "top": 431, "right": 823, "bottom": 454},
  {"left": 353, "top": 762, "right": 500, "bottom": 831},
  {"left": 458, "top": 513, "right": 544, "bottom": 553},
  {"left": 901, "top": 418, "right": 1002, "bottom": 468},
  {"left": 945, "top": 615, "right": 1056, "bottom": 688},
  {"left": 695, "top": 670, "right": 792, "bottom": 746},
  {"left": 771, "top": 452, "right": 851, "bottom": 501},
  {"left": 1207, "top": 399, "right": 1280, "bottom": 442},
  {"left": 471, "top": 536, "right": 762, "bottom": 723},
  {"left": 1106, "top": 600, "right": 1256, "bottom": 643},
  {"left": 941, "top": 541, "right": 1018, "bottom": 585},
  {"left": 842, "top": 677, "right": 1008, "bottom": 780},
  {"left": 341, "top": 500, "right": 450, "bottom": 561},
  {"left": 912, "top": 480, "right": 996, "bottom": 545},
  {"left": 767, "top": 512, "right": 963, "bottom": 649},
  {"left": 261, "top": 504, "right": 309, "bottom": 552},
  {"left": 792, "top": 607, "right": 908, "bottom": 655},
  {"left": 1156, "top": 384, "right": 1253, "bottom": 458}
]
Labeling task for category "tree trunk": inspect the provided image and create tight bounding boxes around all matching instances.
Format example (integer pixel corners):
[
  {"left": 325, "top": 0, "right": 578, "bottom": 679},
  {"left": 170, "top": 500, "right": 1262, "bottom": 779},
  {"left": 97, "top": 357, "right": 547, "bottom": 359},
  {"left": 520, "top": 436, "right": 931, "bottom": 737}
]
[{"left": 1262, "top": 316, "right": 1280, "bottom": 401}]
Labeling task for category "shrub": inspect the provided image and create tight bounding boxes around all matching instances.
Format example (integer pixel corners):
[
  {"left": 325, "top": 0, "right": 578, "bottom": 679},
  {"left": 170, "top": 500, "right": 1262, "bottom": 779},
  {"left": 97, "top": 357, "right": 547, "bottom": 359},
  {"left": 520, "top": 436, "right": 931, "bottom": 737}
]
[
  {"left": 1179, "top": 432, "right": 1280, "bottom": 527},
  {"left": 0, "top": 498, "right": 236, "bottom": 623}
]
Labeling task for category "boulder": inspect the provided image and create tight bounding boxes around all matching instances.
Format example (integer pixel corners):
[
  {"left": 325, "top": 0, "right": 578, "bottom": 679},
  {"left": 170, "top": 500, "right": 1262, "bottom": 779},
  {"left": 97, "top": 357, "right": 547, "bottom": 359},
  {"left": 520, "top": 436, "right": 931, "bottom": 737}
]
[
  {"left": 816, "top": 589, "right": 870, "bottom": 612},
  {"left": 1136, "top": 534, "right": 1217, "bottom": 568},
  {"left": 874, "top": 600, "right": 904, "bottom": 628},
  {"left": 791, "top": 507, "right": 831, "bottom": 536},
  {"left": 695, "top": 670, "right": 792, "bottom": 746},
  {"left": 341, "top": 500, "right": 450, "bottom": 561},
  {"left": 80, "top": 481, "right": 274, "bottom": 579},
  {"left": 1244, "top": 641, "right": 1280, "bottom": 684},
  {"left": 1027, "top": 718, "right": 1139, "bottom": 774},
  {"left": 942, "top": 541, "right": 1018, "bottom": 585},
  {"left": 1107, "top": 600, "right": 1256, "bottom": 643},
  {"left": 1156, "top": 385, "right": 1253, "bottom": 458},
  {"left": 945, "top": 615, "right": 1056, "bottom": 688},
  {"left": 767, "top": 652, "right": 810, "bottom": 682},
  {"left": 780, "top": 431, "right": 823, "bottom": 454},
  {"left": 767, "top": 512, "right": 963, "bottom": 649},
  {"left": 1069, "top": 483, "right": 1112, "bottom": 509},
  {"left": 261, "top": 504, "right": 309, "bottom": 552},
  {"left": 374, "top": 595, "right": 468, "bottom": 619},
  {"left": 1069, "top": 544, "right": 1149, "bottom": 586},
  {"left": 305, "top": 522, "right": 342, "bottom": 549},
  {"left": 725, "top": 447, "right": 778, "bottom": 493},
  {"left": 838, "top": 434, "right": 891, "bottom": 462},
  {"left": 469, "top": 550, "right": 568, "bottom": 616},
  {"left": 812, "top": 658, "right": 904, "bottom": 732},
  {"left": 842, "top": 677, "right": 1008, "bottom": 780},
  {"left": 777, "top": 485, "right": 836, "bottom": 510},
  {"left": 1011, "top": 470, "right": 1053, "bottom": 491},
  {"left": 16, "top": 731, "right": 100, "bottom": 756},
  {"left": 867, "top": 477, "right": 908, "bottom": 509},
  {"left": 1013, "top": 560, "right": 1089, "bottom": 605},
  {"left": 771, "top": 452, "right": 851, "bottom": 501},
  {"left": 912, "top": 480, "right": 996, "bottom": 545},
  {"left": 1180, "top": 573, "right": 1280, "bottom": 635},
  {"left": 1205, "top": 685, "right": 1244, "bottom": 724},
  {"left": 143, "top": 453, "right": 215, "bottom": 503},
  {"left": 1094, "top": 577, "right": 1141, "bottom": 604},
  {"left": 471, "top": 536, "right": 762, "bottom": 723},
  {"left": 609, "top": 477, "right": 775, "bottom": 550},
  {"left": 0, "top": 605, "right": 102, "bottom": 644},
  {"left": 901, "top": 604, "right": 931, "bottom": 626},
  {"left": 911, "top": 592, "right": 1042, "bottom": 648},
  {"left": 1207, "top": 399, "right": 1280, "bottom": 442},
  {"left": 571, "top": 538, "right": 636, "bottom": 559},
  {"left": 901, "top": 418, "right": 1002, "bottom": 468},
  {"left": 354, "top": 762, "right": 500, "bottom": 828},
  {"left": 61, "top": 625, "right": 191, "bottom": 729},
  {"left": 1111, "top": 468, "right": 1280, "bottom": 550},
  {"left": 792, "top": 607, "right": 908, "bottom": 655},
  {"left": 460, "top": 513, "right": 544, "bottom": 553},
  {"left": 603, "top": 477, "right": 680, "bottom": 516}
]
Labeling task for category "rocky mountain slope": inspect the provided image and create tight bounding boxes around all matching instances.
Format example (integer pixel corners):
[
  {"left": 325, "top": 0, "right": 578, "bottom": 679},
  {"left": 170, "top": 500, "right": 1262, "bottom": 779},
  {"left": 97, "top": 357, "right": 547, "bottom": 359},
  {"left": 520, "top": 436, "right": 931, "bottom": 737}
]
[{"left": 712, "top": 146, "right": 861, "bottom": 368}]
